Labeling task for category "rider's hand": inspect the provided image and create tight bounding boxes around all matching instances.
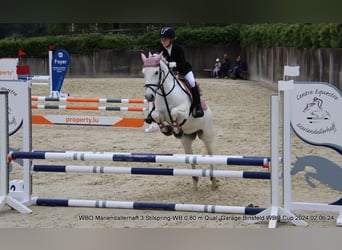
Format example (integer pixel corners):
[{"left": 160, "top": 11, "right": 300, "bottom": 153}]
[{"left": 169, "top": 62, "right": 177, "bottom": 68}]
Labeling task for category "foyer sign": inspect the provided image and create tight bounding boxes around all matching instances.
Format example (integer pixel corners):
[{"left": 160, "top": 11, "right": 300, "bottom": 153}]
[
  {"left": 51, "top": 49, "right": 70, "bottom": 93},
  {"left": 291, "top": 81, "right": 342, "bottom": 154}
]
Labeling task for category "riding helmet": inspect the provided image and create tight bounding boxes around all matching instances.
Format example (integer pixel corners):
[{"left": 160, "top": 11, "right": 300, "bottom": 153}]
[{"left": 159, "top": 27, "right": 175, "bottom": 39}]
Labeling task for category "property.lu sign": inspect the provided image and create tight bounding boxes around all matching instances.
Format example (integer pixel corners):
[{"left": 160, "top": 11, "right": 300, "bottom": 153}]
[{"left": 291, "top": 81, "right": 342, "bottom": 154}]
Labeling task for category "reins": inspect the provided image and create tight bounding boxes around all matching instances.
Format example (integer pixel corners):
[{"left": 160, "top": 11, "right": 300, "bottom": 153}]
[{"left": 143, "top": 63, "right": 190, "bottom": 126}]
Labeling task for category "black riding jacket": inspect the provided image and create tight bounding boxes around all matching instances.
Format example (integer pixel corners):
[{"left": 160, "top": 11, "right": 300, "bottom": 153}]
[{"left": 158, "top": 43, "right": 192, "bottom": 76}]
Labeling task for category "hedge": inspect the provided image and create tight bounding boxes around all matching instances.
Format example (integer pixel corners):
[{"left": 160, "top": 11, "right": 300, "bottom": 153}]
[
  {"left": 0, "top": 23, "right": 341, "bottom": 57},
  {"left": 239, "top": 23, "right": 342, "bottom": 48}
]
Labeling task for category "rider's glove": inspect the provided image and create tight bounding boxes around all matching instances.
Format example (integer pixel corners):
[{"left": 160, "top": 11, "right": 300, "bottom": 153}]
[{"left": 169, "top": 62, "right": 177, "bottom": 68}]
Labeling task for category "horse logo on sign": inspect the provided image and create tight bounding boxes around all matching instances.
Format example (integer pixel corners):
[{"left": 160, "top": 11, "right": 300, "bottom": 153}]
[
  {"left": 303, "top": 97, "right": 331, "bottom": 124},
  {"left": 292, "top": 155, "right": 342, "bottom": 192}
]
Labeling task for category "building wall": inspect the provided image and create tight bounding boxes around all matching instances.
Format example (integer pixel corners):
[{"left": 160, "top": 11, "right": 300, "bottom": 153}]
[
  {"left": 22, "top": 47, "right": 342, "bottom": 90},
  {"left": 246, "top": 47, "right": 342, "bottom": 89}
]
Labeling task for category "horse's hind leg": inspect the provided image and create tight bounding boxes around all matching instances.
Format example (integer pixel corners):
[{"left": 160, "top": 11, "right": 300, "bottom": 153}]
[
  {"left": 207, "top": 149, "right": 219, "bottom": 190},
  {"left": 198, "top": 131, "right": 219, "bottom": 190},
  {"left": 209, "top": 162, "right": 219, "bottom": 190},
  {"left": 181, "top": 133, "right": 198, "bottom": 190}
]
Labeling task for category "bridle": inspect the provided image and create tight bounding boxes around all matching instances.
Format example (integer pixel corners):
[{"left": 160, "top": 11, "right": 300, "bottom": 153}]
[
  {"left": 143, "top": 63, "right": 189, "bottom": 126},
  {"left": 143, "top": 64, "right": 176, "bottom": 98}
]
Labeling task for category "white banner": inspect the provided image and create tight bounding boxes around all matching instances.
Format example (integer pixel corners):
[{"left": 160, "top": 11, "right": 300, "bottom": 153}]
[
  {"left": 0, "top": 81, "right": 29, "bottom": 135},
  {"left": 0, "top": 58, "right": 18, "bottom": 80},
  {"left": 291, "top": 81, "right": 342, "bottom": 154}
]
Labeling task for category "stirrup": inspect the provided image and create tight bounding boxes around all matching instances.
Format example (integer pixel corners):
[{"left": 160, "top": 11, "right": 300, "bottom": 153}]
[{"left": 192, "top": 106, "right": 204, "bottom": 118}]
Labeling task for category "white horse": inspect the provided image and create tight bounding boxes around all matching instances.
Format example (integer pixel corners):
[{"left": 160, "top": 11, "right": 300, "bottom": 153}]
[{"left": 141, "top": 52, "right": 218, "bottom": 190}]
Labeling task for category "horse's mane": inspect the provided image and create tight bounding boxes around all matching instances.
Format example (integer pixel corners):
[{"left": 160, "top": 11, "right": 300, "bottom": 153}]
[
  {"left": 158, "top": 55, "right": 170, "bottom": 71},
  {"left": 159, "top": 55, "right": 168, "bottom": 65}
]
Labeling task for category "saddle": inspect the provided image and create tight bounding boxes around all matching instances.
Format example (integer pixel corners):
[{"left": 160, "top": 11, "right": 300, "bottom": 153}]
[{"left": 177, "top": 77, "right": 208, "bottom": 111}]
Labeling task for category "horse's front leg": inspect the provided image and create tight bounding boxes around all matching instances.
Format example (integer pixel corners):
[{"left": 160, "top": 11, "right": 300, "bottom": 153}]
[
  {"left": 151, "top": 110, "right": 173, "bottom": 136},
  {"left": 171, "top": 104, "right": 188, "bottom": 137}
]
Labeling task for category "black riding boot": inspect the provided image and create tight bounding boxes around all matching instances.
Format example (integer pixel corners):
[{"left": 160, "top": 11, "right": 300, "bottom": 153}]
[
  {"left": 191, "top": 86, "right": 204, "bottom": 118},
  {"left": 145, "top": 102, "right": 155, "bottom": 124},
  {"left": 145, "top": 114, "right": 153, "bottom": 124}
]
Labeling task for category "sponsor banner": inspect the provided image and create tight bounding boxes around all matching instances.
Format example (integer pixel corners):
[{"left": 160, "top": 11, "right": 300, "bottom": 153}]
[
  {"left": 51, "top": 49, "right": 70, "bottom": 92},
  {"left": 291, "top": 81, "right": 342, "bottom": 154},
  {"left": 0, "top": 58, "right": 18, "bottom": 80},
  {"left": 42, "top": 115, "right": 122, "bottom": 125},
  {"left": 31, "top": 115, "right": 145, "bottom": 127}
]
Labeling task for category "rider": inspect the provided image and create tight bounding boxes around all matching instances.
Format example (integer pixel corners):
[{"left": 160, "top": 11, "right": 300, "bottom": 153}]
[{"left": 145, "top": 26, "right": 204, "bottom": 124}]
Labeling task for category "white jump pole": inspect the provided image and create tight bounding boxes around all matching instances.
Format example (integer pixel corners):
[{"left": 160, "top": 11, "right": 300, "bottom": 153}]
[
  {"left": 247, "top": 94, "right": 307, "bottom": 227},
  {"left": 49, "top": 49, "right": 53, "bottom": 95},
  {"left": 280, "top": 80, "right": 293, "bottom": 211},
  {"left": 29, "top": 50, "right": 52, "bottom": 87},
  {"left": 246, "top": 94, "right": 282, "bottom": 227},
  {"left": 278, "top": 81, "right": 308, "bottom": 226},
  {"left": 0, "top": 90, "right": 31, "bottom": 213}
]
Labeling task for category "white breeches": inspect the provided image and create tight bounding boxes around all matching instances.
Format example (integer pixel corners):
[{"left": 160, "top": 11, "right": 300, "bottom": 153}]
[{"left": 184, "top": 71, "right": 196, "bottom": 87}]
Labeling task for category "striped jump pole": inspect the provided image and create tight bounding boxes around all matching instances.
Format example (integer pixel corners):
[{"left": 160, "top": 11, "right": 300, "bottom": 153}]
[
  {"left": 32, "top": 164, "right": 271, "bottom": 179},
  {"left": 19, "top": 75, "right": 50, "bottom": 81},
  {"left": 19, "top": 75, "right": 50, "bottom": 86},
  {"left": 33, "top": 198, "right": 266, "bottom": 215},
  {"left": 10, "top": 151, "right": 270, "bottom": 168},
  {"left": 32, "top": 96, "right": 146, "bottom": 104},
  {"left": 32, "top": 104, "right": 146, "bottom": 112}
]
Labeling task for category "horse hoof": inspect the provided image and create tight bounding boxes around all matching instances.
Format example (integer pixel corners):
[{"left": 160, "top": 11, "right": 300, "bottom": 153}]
[
  {"left": 192, "top": 177, "right": 199, "bottom": 191},
  {"left": 211, "top": 183, "right": 219, "bottom": 191},
  {"left": 161, "top": 126, "right": 173, "bottom": 136},
  {"left": 211, "top": 178, "right": 219, "bottom": 190},
  {"left": 173, "top": 129, "right": 183, "bottom": 138},
  {"left": 247, "top": 203, "right": 259, "bottom": 208}
]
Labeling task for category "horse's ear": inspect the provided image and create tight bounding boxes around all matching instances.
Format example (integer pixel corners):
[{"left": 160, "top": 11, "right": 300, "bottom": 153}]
[
  {"left": 148, "top": 51, "right": 152, "bottom": 57},
  {"left": 158, "top": 52, "right": 166, "bottom": 62},
  {"left": 155, "top": 53, "right": 162, "bottom": 62},
  {"left": 141, "top": 53, "right": 147, "bottom": 62}
]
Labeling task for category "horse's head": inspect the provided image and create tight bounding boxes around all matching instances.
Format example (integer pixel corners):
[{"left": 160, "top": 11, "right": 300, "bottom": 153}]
[{"left": 141, "top": 52, "right": 168, "bottom": 102}]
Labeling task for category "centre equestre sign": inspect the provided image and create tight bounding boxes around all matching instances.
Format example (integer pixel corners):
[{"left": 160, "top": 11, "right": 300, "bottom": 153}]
[
  {"left": 0, "top": 81, "right": 30, "bottom": 135},
  {"left": 291, "top": 81, "right": 342, "bottom": 154}
]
